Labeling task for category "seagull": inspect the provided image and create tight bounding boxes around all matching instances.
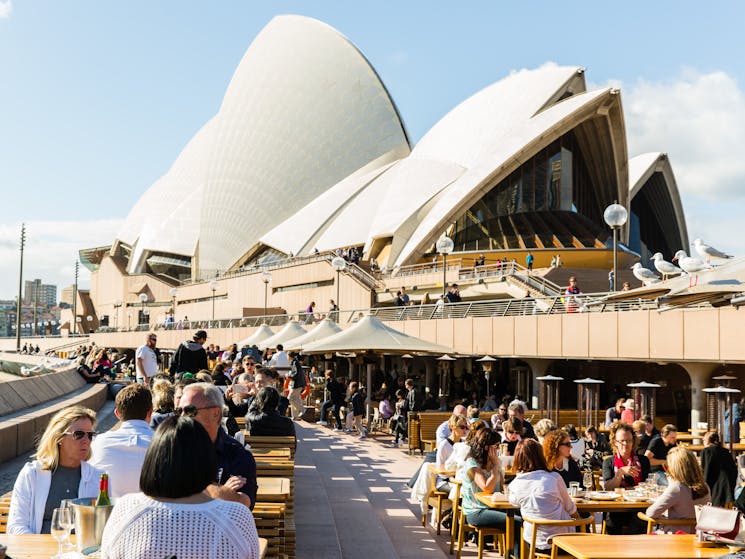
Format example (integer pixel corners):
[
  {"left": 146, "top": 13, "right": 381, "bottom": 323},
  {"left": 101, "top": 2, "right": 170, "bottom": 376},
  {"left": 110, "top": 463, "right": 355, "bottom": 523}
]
[
  {"left": 631, "top": 263, "right": 660, "bottom": 285},
  {"left": 692, "top": 238, "right": 732, "bottom": 263},
  {"left": 672, "top": 250, "right": 711, "bottom": 287},
  {"left": 651, "top": 252, "right": 682, "bottom": 280}
]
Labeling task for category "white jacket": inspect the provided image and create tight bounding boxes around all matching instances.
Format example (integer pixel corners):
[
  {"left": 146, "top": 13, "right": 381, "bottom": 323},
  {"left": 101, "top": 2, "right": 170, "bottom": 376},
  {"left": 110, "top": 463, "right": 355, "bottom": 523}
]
[{"left": 8, "top": 460, "right": 104, "bottom": 534}]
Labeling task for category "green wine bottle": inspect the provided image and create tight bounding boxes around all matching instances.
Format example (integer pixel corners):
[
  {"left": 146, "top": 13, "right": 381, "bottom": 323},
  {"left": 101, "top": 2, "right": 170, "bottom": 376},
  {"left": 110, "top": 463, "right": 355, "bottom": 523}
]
[{"left": 95, "top": 473, "right": 111, "bottom": 506}]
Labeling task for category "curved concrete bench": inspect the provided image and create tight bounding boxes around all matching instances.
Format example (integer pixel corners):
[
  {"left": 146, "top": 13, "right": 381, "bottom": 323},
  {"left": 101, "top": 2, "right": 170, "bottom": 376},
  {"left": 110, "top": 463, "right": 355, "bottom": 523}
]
[{"left": 0, "top": 369, "right": 108, "bottom": 462}]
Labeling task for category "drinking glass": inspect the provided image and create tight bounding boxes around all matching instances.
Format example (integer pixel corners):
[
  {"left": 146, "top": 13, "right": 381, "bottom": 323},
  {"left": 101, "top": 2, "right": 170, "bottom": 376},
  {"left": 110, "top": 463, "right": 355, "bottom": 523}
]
[
  {"left": 582, "top": 471, "right": 593, "bottom": 491},
  {"left": 60, "top": 499, "right": 76, "bottom": 550},
  {"left": 51, "top": 507, "right": 72, "bottom": 558}
]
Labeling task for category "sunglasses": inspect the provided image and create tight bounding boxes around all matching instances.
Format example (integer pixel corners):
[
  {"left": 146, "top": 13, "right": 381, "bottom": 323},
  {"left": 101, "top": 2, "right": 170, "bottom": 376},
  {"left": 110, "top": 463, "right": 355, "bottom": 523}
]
[
  {"left": 558, "top": 441, "right": 572, "bottom": 447},
  {"left": 174, "top": 405, "right": 217, "bottom": 417},
  {"left": 65, "top": 430, "right": 97, "bottom": 441}
]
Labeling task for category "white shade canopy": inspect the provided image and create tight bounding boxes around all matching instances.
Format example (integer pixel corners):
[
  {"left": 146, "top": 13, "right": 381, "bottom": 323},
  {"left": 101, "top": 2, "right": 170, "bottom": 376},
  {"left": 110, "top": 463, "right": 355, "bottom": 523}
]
[
  {"left": 300, "top": 315, "right": 453, "bottom": 355},
  {"left": 258, "top": 321, "right": 308, "bottom": 350},
  {"left": 235, "top": 323, "right": 275, "bottom": 348},
  {"left": 282, "top": 318, "right": 343, "bottom": 351}
]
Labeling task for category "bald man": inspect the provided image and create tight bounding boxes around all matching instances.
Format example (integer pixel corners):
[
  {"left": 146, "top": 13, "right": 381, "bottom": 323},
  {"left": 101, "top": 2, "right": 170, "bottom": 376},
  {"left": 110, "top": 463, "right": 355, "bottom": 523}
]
[{"left": 436, "top": 404, "right": 467, "bottom": 446}]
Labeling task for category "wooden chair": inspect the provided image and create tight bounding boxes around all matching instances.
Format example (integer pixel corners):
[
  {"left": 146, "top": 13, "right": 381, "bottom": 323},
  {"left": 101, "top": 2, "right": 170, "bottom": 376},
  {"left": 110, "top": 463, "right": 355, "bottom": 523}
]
[
  {"left": 454, "top": 486, "right": 505, "bottom": 559},
  {"left": 422, "top": 464, "right": 451, "bottom": 535},
  {"left": 520, "top": 515, "right": 594, "bottom": 559},
  {"left": 636, "top": 512, "right": 696, "bottom": 534}
]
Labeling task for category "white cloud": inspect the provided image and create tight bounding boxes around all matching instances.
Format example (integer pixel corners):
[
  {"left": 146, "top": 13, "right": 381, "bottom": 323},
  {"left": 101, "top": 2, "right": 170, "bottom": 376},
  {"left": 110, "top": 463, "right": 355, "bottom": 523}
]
[
  {"left": 0, "top": 218, "right": 123, "bottom": 300},
  {"left": 621, "top": 68, "right": 745, "bottom": 199},
  {"left": 594, "top": 69, "right": 745, "bottom": 257},
  {"left": 0, "top": 0, "right": 12, "bottom": 19}
]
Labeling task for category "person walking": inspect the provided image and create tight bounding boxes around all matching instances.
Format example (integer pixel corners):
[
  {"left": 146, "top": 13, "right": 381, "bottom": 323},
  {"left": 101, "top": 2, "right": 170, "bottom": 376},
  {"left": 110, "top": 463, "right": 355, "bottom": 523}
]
[
  {"left": 135, "top": 333, "right": 159, "bottom": 386},
  {"left": 171, "top": 330, "right": 208, "bottom": 378},
  {"left": 287, "top": 352, "right": 307, "bottom": 421},
  {"left": 526, "top": 252, "right": 534, "bottom": 273}
]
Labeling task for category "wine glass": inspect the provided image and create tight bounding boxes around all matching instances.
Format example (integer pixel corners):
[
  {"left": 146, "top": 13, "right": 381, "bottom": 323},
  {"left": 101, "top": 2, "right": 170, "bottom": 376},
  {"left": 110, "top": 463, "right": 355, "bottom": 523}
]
[
  {"left": 60, "top": 499, "right": 76, "bottom": 550},
  {"left": 582, "top": 471, "right": 593, "bottom": 491},
  {"left": 51, "top": 507, "right": 72, "bottom": 558}
]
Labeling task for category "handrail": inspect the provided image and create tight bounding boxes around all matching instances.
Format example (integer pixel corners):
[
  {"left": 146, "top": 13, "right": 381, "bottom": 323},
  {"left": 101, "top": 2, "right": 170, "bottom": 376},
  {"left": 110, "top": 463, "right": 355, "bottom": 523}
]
[
  {"left": 344, "top": 262, "right": 381, "bottom": 289},
  {"left": 89, "top": 291, "right": 714, "bottom": 336}
]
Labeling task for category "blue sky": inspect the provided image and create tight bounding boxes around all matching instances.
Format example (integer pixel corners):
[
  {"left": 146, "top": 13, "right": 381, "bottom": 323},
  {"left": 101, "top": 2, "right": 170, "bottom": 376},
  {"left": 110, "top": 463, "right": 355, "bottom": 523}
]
[{"left": 1, "top": 1, "right": 744, "bottom": 297}]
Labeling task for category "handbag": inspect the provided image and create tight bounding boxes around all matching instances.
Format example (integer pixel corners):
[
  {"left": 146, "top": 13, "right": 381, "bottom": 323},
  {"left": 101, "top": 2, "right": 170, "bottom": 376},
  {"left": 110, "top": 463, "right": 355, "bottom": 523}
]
[{"left": 696, "top": 504, "right": 741, "bottom": 542}]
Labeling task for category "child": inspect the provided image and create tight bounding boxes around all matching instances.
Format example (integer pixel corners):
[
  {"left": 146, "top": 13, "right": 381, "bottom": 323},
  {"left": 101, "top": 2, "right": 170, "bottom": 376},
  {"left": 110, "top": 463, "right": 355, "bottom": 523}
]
[{"left": 345, "top": 381, "right": 366, "bottom": 439}]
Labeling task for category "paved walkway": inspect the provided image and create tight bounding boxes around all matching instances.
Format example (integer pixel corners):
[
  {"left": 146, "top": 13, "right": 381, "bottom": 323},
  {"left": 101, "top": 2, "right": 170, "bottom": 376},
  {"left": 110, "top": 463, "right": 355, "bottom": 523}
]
[{"left": 294, "top": 422, "right": 468, "bottom": 559}]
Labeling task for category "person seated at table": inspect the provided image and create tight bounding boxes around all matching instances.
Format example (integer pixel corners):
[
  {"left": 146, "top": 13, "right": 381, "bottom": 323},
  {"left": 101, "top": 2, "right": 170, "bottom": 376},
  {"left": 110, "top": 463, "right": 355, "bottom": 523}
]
[
  {"left": 508, "top": 400, "right": 536, "bottom": 440},
  {"left": 581, "top": 425, "right": 610, "bottom": 469},
  {"left": 645, "top": 424, "right": 678, "bottom": 486},
  {"left": 246, "top": 387, "right": 295, "bottom": 437},
  {"left": 543, "top": 430, "right": 582, "bottom": 487},
  {"left": 150, "top": 377, "right": 175, "bottom": 429},
  {"left": 509, "top": 439, "right": 578, "bottom": 555},
  {"left": 645, "top": 446, "right": 709, "bottom": 532},
  {"left": 445, "top": 421, "right": 487, "bottom": 494},
  {"left": 564, "top": 424, "right": 585, "bottom": 463},
  {"left": 490, "top": 403, "right": 508, "bottom": 431},
  {"left": 534, "top": 418, "right": 557, "bottom": 445},
  {"left": 437, "top": 414, "right": 469, "bottom": 468},
  {"left": 699, "top": 431, "right": 736, "bottom": 507},
  {"left": 601, "top": 422, "right": 651, "bottom": 534},
  {"left": 101, "top": 416, "right": 260, "bottom": 558},
  {"left": 500, "top": 417, "right": 523, "bottom": 455},
  {"left": 459, "top": 428, "right": 518, "bottom": 554},
  {"left": 8, "top": 406, "right": 104, "bottom": 534}
]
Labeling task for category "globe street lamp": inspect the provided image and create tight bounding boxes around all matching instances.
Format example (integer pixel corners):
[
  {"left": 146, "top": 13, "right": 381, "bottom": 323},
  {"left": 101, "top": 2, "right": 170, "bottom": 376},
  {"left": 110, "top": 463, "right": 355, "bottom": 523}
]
[
  {"left": 209, "top": 280, "right": 218, "bottom": 321},
  {"left": 86, "top": 315, "right": 93, "bottom": 333},
  {"left": 436, "top": 236, "right": 454, "bottom": 299},
  {"left": 138, "top": 293, "right": 148, "bottom": 324},
  {"left": 331, "top": 256, "right": 347, "bottom": 322},
  {"left": 261, "top": 269, "right": 272, "bottom": 322},
  {"left": 75, "top": 316, "right": 82, "bottom": 336},
  {"left": 126, "top": 311, "right": 132, "bottom": 331},
  {"left": 603, "top": 203, "right": 628, "bottom": 291}
]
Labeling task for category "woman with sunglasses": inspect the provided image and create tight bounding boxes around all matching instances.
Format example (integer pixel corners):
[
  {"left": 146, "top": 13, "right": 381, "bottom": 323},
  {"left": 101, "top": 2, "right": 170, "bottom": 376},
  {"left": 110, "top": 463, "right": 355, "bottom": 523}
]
[
  {"left": 8, "top": 405, "right": 104, "bottom": 534},
  {"left": 543, "top": 430, "right": 582, "bottom": 487}
]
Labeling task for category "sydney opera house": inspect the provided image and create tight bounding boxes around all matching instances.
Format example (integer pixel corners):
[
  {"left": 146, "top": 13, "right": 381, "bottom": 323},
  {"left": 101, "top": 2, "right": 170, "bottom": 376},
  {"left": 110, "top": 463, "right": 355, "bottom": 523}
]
[{"left": 73, "top": 15, "right": 745, "bottom": 428}]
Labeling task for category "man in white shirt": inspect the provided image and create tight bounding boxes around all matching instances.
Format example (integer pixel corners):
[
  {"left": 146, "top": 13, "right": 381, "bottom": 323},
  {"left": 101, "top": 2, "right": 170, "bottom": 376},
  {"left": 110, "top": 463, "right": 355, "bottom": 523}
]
[
  {"left": 89, "top": 384, "right": 153, "bottom": 499},
  {"left": 268, "top": 343, "right": 291, "bottom": 375},
  {"left": 135, "top": 333, "right": 158, "bottom": 386}
]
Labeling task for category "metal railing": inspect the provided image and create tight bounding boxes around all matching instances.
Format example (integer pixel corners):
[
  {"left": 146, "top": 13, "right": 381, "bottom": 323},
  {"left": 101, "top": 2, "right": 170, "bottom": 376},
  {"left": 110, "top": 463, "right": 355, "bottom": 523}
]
[{"left": 91, "top": 291, "right": 691, "bottom": 336}]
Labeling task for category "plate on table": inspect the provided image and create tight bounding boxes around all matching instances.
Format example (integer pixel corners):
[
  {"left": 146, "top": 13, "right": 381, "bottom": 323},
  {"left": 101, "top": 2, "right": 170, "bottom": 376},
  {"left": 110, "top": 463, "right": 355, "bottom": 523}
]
[{"left": 584, "top": 491, "right": 621, "bottom": 501}]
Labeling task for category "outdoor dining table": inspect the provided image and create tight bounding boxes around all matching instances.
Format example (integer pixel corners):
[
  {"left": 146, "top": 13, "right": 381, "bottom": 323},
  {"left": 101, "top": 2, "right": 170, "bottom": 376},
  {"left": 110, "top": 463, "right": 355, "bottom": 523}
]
[
  {"left": 257, "top": 476, "right": 291, "bottom": 502},
  {"left": 0, "top": 534, "right": 269, "bottom": 558},
  {"left": 475, "top": 491, "right": 650, "bottom": 559},
  {"left": 550, "top": 533, "right": 726, "bottom": 559}
]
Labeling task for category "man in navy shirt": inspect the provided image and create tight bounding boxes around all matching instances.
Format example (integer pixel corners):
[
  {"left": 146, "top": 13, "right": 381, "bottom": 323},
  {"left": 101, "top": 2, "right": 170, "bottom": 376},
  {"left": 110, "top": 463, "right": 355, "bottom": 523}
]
[{"left": 180, "top": 382, "right": 257, "bottom": 509}]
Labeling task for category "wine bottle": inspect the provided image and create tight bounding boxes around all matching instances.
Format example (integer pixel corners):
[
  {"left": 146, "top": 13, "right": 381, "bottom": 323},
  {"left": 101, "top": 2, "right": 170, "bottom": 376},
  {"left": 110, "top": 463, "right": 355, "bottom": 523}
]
[{"left": 95, "top": 473, "right": 111, "bottom": 506}]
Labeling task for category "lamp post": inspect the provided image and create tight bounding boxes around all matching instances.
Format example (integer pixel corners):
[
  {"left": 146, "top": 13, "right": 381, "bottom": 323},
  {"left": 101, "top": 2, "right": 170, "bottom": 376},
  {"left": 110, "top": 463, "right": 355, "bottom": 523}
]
[
  {"left": 113, "top": 300, "right": 122, "bottom": 331},
  {"left": 331, "top": 256, "right": 347, "bottom": 322},
  {"left": 476, "top": 355, "right": 497, "bottom": 398},
  {"left": 15, "top": 223, "right": 25, "bottom": 352},
  {"left": 261, "top": 269, "right": 272, "bottom": 322},
  {"left": 603, "top": 203, "right": 628, "bottom": 291},
  {"left": 209, "top": 280, "right": 218, "bottom": 321},
  {"left": 126, "top": 311, "right": 132, "bottom": 330},
  {"left": 138, "top": 293, "right": 148, "bottom": 325},
  {"left": 75, "top": 316, "right": 81, "bottom": 335},
  {"left": 436, "top": 236, "right": 454, "bottom": 299},
  {"left": 169, "top": 287, "right": 178, "bottom": 321}
]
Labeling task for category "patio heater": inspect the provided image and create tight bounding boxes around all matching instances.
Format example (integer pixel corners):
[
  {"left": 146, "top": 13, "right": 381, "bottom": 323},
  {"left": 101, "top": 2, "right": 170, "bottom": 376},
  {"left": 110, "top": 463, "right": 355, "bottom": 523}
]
[
  {"left": 627, "top": 381, "right": 660, "bottom": 422},
  {"left": 401, "top": 353, "right": 413, "bottom": 378},
  {"left": 703, "top": 385, "right": 741, "bottom": 452},
  {"left": 536, "top": 375, "right": 563, "bottom": 425},
  {"left": 712, "top": 374, "right": 738, "bottom": 388},
  {"left": 476, "top": 355, "right": 497, "bottom": 398},
  {"left": 574, "top": 377, "right": 604, "bottom": 428},
  {"left": 436, "top": 354, "right": 456, "bottom": 399}
]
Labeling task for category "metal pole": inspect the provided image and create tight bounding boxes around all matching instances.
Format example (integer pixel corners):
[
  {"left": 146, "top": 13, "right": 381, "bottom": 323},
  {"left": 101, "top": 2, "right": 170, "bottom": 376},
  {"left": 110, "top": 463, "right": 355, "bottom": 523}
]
[
  {"left": 612, "top": 227, "right": 618, "bottom": 292},
  {"left": 15, "top": 224, "right": 25, "bottom": 351},
  {"left": 72, "top": 261, "right": 79, "bottom": 335},
  {"left": 263, "top": 281, "right": 268, "bottom": 320},
  {"left": 442, "top": 253, "right": 447, "bottom": 299},
  {"left": 212, "top": 292, "right": 215, "bottom": 321},
  {"left": 336, "top": 270, "right": 341, "bottom": 319},
  {"left": 33, "top": 287, "right": 37, "bottom": 336}
]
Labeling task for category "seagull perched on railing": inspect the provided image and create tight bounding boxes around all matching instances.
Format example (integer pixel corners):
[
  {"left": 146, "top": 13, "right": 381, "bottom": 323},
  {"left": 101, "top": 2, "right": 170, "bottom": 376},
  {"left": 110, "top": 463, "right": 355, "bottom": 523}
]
[
  {"left": 631, "top": 263, "right": 660, "bottom": 285},
  {"left": 651, "top": 252, "right": 682, "bottom": 280},
  {"left": 693, "top": 238, "right": 733, "bottom": 263},
  {"left": 672, "top": 250, "right": 711, "bottom": 287}
]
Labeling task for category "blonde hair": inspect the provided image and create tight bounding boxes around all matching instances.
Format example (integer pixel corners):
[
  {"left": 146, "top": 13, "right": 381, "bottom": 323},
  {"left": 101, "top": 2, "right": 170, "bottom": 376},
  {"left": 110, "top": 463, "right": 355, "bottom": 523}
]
[
  {"left": 666, "top": 446, "right": 708, "bottom": 499},
  {"left": 34, "top": 405, "right": 97, "bottom": 470},
  {"left": 151, "top": 378, "right": 175, "bottom": 412}
]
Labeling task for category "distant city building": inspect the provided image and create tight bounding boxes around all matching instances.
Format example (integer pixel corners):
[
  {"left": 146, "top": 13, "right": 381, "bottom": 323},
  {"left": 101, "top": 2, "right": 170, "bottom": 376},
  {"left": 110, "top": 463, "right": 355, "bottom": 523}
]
[
  {"left": 23, "top": 279, "right": 57, "bottom": 307},
  {"left": 60, "top": 286, "right": 74, "bottom": 307}
]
